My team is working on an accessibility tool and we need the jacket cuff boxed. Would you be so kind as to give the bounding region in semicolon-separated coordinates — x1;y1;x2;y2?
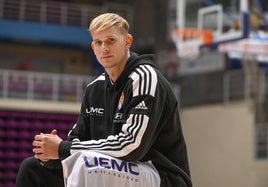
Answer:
59;140;72;160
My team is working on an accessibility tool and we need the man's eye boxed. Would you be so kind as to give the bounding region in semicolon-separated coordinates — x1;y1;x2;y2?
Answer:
107;38;115;44
95;41;102;46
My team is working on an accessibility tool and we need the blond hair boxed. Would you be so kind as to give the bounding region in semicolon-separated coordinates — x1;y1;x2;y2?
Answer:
89;13;129;35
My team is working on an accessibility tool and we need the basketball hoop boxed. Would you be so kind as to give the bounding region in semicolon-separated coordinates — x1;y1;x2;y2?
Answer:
171;28;213;59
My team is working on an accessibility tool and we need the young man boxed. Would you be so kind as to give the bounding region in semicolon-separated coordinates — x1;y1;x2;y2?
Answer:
16;13;192;187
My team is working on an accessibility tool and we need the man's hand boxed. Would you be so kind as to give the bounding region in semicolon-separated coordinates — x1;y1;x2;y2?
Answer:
32;129;62;161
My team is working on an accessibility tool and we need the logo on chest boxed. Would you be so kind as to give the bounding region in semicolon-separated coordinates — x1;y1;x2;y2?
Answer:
114;92;125;123
113;112;125;123
117;92;124;110
86;107;104;116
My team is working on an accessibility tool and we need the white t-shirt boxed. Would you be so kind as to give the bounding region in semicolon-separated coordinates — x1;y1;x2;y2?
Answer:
62;151;160;187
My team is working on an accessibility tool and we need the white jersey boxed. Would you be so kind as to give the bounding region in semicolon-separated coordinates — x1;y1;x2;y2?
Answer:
62;151;160;187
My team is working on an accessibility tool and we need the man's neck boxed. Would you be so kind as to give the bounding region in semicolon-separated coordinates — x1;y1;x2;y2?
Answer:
106;52;130;82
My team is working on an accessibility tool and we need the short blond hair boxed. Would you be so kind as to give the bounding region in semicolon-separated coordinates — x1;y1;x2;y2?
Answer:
89;13;129;35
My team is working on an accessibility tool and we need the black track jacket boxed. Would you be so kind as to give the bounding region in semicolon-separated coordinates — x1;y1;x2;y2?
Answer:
59;53;192;187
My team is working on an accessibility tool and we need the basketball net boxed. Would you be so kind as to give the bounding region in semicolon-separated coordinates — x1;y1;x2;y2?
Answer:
171;28;213;59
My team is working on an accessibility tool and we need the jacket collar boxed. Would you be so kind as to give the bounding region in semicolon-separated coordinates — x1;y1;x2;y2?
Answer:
105;52;157;89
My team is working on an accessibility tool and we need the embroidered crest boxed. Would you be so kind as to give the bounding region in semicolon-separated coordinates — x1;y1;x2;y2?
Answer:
117;92;124;110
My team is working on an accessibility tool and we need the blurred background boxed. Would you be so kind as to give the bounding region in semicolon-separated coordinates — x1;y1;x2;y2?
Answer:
0;0;268;186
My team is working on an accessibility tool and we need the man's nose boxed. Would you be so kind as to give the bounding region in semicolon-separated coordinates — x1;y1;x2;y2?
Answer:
101;43;109;52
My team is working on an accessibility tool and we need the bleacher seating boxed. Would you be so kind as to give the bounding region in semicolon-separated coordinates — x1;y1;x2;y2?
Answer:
0;109;78;186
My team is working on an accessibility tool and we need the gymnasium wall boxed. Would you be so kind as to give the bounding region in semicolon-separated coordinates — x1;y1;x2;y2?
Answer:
180;101;268;187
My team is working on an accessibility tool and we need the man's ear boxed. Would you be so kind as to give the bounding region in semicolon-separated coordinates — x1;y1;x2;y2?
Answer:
125;34;133;48
91;43;95;54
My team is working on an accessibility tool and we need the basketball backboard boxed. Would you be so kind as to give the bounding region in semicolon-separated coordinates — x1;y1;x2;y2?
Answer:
168;0;250;56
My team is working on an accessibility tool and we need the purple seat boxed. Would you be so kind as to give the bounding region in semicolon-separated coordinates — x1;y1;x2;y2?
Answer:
6;171;17;181
57;121;68;130
44;121;56;131
0;141;5;148
18;151;32;159
5;182;16;187
0;160;5;168
6;119;18;129
6;130;19;139
0;151;5;159
19;130;35;140
18;140;30;148
59;85;76;95
5;161;17;170
9;80;28;91
22;111;35;119
0;118;6;128
34;83;52;93
9;111;22;118
5;150;17;158
19;119;32;129
6;141;17;149
0;171;5;179
41;113;58;121
31;119;43;129
0;110;7;117
67;114;76;120
0;129;6;138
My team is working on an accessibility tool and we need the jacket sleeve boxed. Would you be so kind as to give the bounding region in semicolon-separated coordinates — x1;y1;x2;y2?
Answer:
70;65;174;161
58;90;91;160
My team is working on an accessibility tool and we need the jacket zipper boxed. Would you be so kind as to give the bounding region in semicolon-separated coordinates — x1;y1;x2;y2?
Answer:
106;86;114;133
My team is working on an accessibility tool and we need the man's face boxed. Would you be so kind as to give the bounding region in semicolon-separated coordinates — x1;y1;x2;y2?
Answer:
91;26;132;71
